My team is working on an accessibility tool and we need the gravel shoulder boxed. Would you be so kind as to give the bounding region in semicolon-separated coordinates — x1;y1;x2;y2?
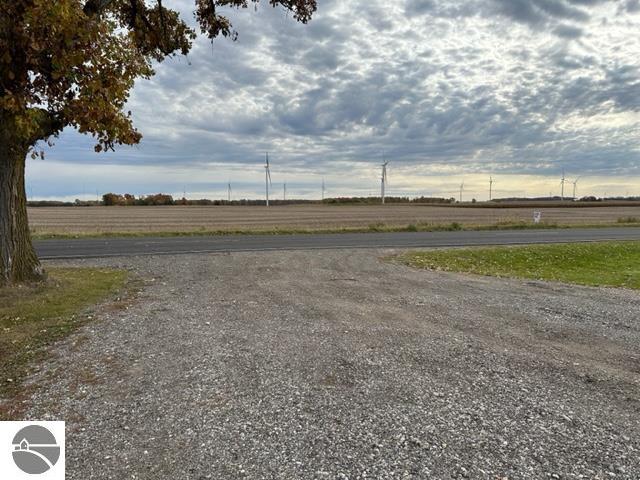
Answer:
14;249;640;479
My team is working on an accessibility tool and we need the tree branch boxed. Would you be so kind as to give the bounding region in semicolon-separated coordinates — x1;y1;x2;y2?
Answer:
83;0;118;16
29;109;64;144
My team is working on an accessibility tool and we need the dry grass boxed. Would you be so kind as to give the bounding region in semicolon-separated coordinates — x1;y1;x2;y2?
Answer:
0;268;129;418
28;204;640;237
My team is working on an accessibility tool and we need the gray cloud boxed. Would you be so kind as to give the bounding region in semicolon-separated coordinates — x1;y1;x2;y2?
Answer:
39;0;640;199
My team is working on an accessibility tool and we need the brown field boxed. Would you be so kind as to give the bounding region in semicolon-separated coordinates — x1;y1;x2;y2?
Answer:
27;204;640;236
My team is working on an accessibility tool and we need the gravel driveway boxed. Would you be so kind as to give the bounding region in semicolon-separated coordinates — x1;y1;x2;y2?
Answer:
16;250;640;479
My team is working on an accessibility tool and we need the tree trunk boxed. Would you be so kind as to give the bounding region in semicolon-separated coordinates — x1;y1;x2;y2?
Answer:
0;133;44;286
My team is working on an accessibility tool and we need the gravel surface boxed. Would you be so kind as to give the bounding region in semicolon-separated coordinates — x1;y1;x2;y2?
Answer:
12;250;640;479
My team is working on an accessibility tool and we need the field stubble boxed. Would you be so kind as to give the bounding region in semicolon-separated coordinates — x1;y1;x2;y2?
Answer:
28;204;640;236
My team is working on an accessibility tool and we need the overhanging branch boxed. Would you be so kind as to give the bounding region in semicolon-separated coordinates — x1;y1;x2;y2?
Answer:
83;0;118;16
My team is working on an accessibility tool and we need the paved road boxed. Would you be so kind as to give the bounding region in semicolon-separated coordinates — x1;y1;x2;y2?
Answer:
35;227;640;259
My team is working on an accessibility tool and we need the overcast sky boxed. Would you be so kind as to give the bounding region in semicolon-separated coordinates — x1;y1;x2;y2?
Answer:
27;0;640;201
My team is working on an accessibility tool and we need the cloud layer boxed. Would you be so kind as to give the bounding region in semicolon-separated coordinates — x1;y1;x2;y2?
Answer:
31;0;640;199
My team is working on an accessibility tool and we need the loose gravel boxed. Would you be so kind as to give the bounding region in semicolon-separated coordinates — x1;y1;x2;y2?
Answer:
11;249;640;479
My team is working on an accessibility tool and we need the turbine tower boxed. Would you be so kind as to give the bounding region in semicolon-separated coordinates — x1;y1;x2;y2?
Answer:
321;178;326;201
572;177;580;200
283;181;287;201
381;161;389;204
459;181;464;203
489;176;494;201
265;152;272;207
560;169;566;201
227;182;232;203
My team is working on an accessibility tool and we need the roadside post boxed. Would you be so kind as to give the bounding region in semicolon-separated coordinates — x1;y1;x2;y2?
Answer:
533;211;542;224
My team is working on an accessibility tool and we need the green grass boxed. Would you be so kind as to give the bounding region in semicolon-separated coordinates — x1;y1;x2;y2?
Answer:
397;241;640;289
0;267;128;416
29;220;640;240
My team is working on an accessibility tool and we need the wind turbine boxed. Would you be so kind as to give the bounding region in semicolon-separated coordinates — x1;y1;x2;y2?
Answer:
283;181;287;201
227;182;232;203
321;178;326;201
265;152;272;207
489;176;494;201
572;177;580;200
381;161;389;204
459;181;464;203
560;169;566;201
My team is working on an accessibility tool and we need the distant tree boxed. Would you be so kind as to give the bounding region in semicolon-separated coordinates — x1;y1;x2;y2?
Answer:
144;193;174;205
0;0;316;285
102;193;124;206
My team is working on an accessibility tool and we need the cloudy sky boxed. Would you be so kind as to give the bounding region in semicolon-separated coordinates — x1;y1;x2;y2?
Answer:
27;0;640;201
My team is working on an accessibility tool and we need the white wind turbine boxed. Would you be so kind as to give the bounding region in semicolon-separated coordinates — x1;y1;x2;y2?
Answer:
321;178;326;201
227;181;232;203
459;181;464;203
489;176;494;201
572;177;581;200
560;169;566;201
265;152;272;207
381;161;389;204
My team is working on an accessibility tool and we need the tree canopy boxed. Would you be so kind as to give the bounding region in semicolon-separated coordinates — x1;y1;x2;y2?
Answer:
0;0;316;153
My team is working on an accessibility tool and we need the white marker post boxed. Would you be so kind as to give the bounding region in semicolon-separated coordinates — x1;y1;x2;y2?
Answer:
533;211;542;224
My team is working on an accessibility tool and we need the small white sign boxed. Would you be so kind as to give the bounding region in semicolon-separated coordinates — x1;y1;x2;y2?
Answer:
533;211;542;224
0;421;65;479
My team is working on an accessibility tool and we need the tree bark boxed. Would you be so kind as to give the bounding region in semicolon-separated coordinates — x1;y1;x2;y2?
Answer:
0;124;44;286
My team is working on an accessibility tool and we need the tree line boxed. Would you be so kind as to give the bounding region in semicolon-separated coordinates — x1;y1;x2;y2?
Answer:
26;194;457;207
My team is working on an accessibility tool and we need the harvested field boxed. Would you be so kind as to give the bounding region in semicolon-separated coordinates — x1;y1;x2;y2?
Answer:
28;204;640;236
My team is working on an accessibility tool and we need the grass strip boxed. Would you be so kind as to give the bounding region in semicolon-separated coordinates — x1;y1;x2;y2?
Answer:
397;241;640;289
30;220;640;240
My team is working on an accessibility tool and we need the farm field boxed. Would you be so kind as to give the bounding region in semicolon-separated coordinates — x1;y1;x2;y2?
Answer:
28;204;640;236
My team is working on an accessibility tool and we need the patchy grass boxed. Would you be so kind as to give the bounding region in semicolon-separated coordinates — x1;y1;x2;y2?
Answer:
0;268;128;416
29;220;640;240
397;241;640;289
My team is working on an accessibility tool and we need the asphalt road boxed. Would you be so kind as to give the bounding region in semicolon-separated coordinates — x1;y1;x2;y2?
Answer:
35;227;640;259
